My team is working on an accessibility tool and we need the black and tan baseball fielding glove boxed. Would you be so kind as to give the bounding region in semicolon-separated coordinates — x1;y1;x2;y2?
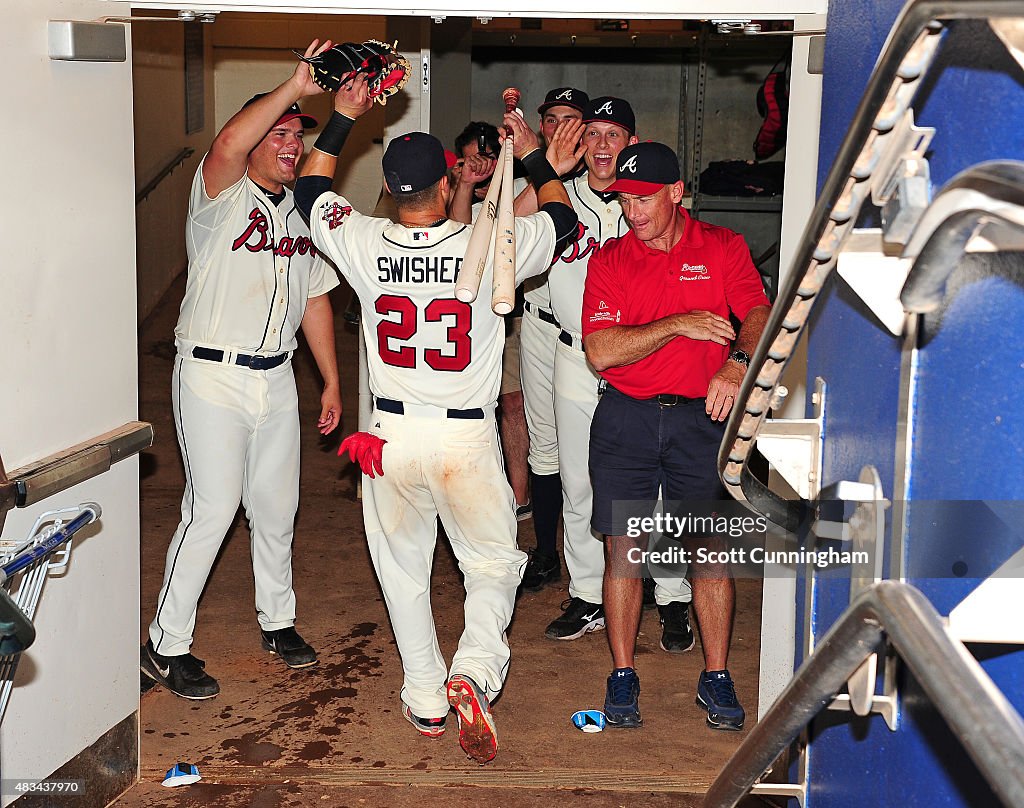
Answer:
294;40;410;105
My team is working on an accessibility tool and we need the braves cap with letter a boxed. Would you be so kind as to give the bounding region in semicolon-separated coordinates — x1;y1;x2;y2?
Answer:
606;141;681;195
582;96;635;136
242;93;318;129
538;87;590;116
383;132;448;194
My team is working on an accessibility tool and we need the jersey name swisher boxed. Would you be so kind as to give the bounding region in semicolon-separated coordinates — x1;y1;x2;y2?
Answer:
231;208;318;257
377;255;463;284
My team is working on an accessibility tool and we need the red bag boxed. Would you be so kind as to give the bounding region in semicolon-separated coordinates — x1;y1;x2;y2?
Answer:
753;58;790;160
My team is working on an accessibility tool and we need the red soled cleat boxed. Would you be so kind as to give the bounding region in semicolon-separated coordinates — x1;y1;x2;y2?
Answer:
446;674;497;764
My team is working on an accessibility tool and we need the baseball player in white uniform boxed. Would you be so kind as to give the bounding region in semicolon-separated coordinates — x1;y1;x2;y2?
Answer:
295;81;578;764
517;87;589;592
141;41;342;701
518;97;695;648
448;122;532;518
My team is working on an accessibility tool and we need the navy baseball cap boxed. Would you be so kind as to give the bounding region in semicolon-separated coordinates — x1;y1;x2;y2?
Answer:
606;142;681;195
242;93;318;129
383;132;448;194
582;96;635;136
538;87;590;116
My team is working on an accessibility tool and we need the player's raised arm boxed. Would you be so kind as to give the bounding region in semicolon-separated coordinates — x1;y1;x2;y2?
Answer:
512;117;585;216
204;39;331;199
502;111;578;253
294;74;373;221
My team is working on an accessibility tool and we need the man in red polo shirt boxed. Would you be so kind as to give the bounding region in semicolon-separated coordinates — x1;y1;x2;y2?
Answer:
582;141;770;731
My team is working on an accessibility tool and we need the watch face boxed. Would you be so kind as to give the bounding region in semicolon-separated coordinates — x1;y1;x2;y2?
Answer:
731;350;750;365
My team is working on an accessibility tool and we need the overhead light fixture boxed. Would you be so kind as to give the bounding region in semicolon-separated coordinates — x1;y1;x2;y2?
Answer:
711;19;751;34
98;9;219;24
711;19;824;36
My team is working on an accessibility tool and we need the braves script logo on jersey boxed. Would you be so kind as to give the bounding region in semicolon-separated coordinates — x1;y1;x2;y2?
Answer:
321;201;353;231
678;262;709;281
232;208;317;256
559;221;599;265
620;155;639;174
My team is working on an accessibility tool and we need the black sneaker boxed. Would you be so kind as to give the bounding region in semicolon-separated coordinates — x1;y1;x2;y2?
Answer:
261;627;318;669
642;577;656;610
544;597;605;640
140;640;219;700
658;601;695;653
521;550;561;592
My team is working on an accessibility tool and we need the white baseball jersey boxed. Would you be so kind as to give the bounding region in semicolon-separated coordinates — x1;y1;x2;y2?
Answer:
176;158;338;355
547;173;629;337
151;161;338;657
309;192;556;409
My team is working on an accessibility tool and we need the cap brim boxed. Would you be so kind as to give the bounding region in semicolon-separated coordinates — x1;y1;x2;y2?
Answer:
538;101;585;115
580;117;634;135
605;178;667;195
276;112;319;129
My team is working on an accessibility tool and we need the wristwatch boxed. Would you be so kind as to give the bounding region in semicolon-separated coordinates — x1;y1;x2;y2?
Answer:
728;349;751;367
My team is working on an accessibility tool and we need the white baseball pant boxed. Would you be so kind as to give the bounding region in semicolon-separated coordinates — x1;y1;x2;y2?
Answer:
554;340;693;605
520;309;561;476
362;404;526;720
150;355;301;657
553;339;605;604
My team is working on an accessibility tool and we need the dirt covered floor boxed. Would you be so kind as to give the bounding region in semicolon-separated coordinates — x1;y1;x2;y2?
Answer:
116;278;766;807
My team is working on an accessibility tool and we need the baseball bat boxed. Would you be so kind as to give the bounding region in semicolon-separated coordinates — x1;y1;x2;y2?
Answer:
454;141;506;304
491;87;521;316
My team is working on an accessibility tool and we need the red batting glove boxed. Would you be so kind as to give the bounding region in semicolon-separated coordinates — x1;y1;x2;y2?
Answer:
338;432;387;478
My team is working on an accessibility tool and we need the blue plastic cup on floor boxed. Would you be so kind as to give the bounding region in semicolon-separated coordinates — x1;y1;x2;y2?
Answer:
571;709;607;733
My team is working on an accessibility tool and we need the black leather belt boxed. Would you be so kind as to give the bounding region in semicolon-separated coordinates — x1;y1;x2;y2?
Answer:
606;385;697;407
376;398;484;420
558;330;585;351
654;394;685;406
649;393;700;406
192;346;288;370
524;301;560;329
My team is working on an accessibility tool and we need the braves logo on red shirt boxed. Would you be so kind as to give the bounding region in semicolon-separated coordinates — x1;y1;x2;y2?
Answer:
231;208;317;257
558;221;599;265
678;262;710;281
321;201;353;231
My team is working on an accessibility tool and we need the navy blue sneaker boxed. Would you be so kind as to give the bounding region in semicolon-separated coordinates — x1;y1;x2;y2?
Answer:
696;669;745;730
604;668;642;728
